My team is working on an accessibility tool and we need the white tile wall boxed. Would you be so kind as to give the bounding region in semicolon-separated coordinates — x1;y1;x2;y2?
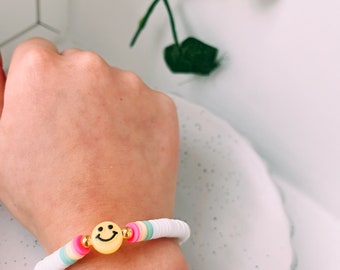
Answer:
0;0;36;45
0;0;69;70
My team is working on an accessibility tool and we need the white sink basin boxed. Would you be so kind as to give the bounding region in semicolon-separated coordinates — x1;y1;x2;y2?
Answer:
173;94;293;269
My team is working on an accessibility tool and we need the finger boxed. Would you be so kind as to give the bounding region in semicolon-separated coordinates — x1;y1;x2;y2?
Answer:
0;52;6;117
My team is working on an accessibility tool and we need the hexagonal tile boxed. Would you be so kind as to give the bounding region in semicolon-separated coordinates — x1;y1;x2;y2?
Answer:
0;0;69;70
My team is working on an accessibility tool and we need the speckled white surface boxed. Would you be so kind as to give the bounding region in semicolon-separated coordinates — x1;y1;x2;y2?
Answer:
172;94;293;269
0;205;44;269
0;94;293;269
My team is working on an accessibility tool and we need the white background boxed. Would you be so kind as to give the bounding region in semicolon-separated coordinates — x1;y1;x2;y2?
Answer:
1;0;340;269
63;0;340;217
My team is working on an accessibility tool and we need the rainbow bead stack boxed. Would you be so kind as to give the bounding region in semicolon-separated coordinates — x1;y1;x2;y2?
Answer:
35;235;91;270
34;218;190;270
126;218;190;244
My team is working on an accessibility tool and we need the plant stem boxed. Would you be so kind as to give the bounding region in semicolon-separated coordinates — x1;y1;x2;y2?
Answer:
130;0;161;47
162;0;180;48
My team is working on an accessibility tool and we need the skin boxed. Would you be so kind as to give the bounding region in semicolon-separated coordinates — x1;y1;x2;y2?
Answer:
0;38;188;269
0;53;4;115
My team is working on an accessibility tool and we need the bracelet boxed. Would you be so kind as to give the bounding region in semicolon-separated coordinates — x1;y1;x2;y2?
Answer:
34;218;190;270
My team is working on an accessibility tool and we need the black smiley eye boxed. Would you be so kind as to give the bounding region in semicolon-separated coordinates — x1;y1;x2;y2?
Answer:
98;226;103;232
108;225;113;230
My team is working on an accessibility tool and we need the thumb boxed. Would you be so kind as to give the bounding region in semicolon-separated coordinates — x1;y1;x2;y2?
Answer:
0;52;6;117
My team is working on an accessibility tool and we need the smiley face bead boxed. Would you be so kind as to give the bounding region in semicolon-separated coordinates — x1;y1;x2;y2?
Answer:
91;221;123;254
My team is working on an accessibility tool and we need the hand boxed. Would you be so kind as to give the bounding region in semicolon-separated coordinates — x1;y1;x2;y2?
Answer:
0;39;187;269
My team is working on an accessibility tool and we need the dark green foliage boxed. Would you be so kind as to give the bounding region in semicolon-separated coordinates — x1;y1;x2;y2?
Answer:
164;37;219;75
130;0;220;76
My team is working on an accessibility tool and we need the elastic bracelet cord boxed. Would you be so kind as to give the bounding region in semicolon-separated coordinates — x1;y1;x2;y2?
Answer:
34;218;190;270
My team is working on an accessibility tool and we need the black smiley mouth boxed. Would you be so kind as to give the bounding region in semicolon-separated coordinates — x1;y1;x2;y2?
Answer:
96;231;118;242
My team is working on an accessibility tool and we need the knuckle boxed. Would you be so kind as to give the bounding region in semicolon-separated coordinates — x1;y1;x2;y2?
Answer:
26;49;51;68
15;47;53;72
117;71;145;96
157;92;177;113
76;51;106;72
12;38;55;70
121;71;143;89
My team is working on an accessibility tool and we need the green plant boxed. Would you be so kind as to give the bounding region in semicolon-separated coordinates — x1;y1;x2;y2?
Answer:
130;0;219;76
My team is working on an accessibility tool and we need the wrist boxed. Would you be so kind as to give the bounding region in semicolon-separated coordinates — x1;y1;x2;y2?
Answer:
32;161;182;269
68;238;189;270
35;213;190;270
36;218;190;270
33;175;177;254
36;204;176;254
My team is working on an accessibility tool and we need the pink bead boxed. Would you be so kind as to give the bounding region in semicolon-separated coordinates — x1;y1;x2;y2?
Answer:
136;221;147;241
126;222;140;243
73;235;91;256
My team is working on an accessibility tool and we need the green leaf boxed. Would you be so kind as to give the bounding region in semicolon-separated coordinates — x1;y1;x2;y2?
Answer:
164;37;219;75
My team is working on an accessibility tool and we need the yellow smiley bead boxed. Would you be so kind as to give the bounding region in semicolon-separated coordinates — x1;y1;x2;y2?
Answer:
91;221;123;254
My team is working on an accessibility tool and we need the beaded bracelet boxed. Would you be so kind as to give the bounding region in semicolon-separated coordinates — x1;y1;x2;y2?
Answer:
34;218;190;270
